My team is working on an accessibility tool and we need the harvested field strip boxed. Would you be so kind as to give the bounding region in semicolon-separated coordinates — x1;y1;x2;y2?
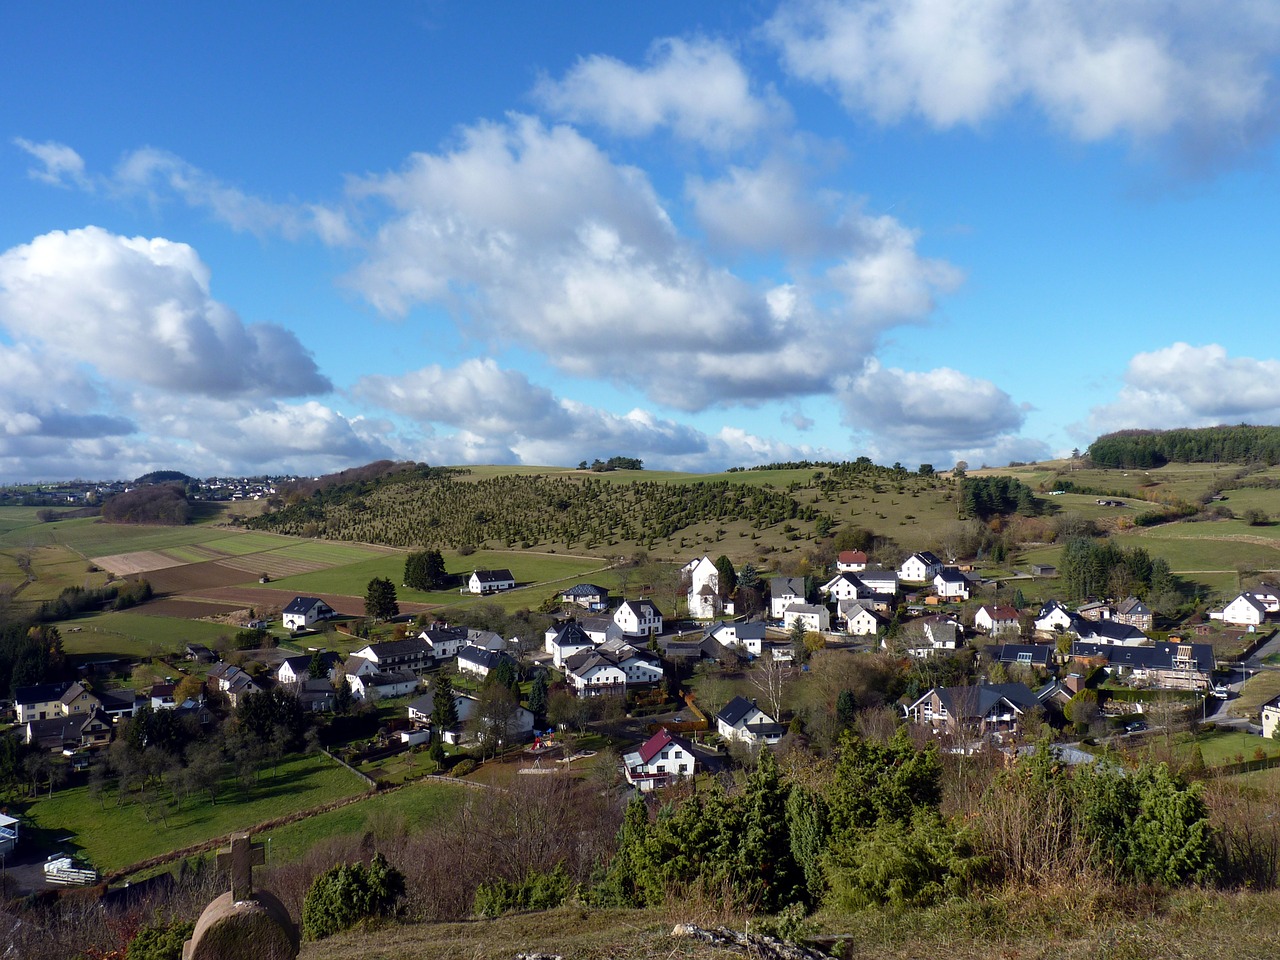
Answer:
207;531;298;555
159;543;232;563
95;549;188;576
271;540;394;563
144;559;258;593
216;552;332;578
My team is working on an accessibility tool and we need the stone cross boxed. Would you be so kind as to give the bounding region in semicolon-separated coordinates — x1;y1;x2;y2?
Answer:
216;832;266;902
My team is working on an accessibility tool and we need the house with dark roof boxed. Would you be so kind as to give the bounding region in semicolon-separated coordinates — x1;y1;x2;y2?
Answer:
933;567;971;600
468;569;516;595
559;583;610;611
405;690;534;745
457;644;516;680
24;708;114;752
419;624;469;661
207;662;263;707
989;643;1055;669
564;643;662;694
1075;619;1148;646
837;600;883;637
277;651;342;686
821;571;868;603
1217;592;1268;628
899;551;944;583
905;682;1041;738
15;680;75;722
1114;596;1154;631
352;637;433;675
703;620;766;657
623;729;696;792
545;619;596;667
716;695;784;745
768;577;806;619
614;599;663;638
1034;600;1077;635
1071;641;1214;691
282;596;335;631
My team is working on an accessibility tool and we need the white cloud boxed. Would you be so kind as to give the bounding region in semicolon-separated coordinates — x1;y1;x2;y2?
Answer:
838;359;1043;465
355;357;823;471
349;116;958;410
0;227;331;398
534;37;785;148
14;137;92;189
1088;343;1280;434
12;139;353;243
766;0;1280;162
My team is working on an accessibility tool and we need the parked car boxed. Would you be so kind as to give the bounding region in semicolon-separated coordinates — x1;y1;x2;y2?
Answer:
1212;685;1230;700
1125;720;1147;733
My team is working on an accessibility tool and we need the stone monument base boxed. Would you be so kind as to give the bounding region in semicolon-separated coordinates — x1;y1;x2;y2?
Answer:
183;890;300;960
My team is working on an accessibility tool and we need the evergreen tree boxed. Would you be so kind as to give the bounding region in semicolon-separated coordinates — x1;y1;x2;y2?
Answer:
364;577;399;620
738;747;801;912
714;555;738;598
835;689;857;730
431;673;459;733
526;671;549;717
786;786;830;905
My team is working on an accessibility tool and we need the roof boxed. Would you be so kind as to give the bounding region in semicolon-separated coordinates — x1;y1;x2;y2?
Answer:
935;567;968;584
549;620;593;646
1231;593;1268;612
770;576;805;596
1116;596;1151;616
280;651;341;672
457;645;513;671
283;596;327;614
914;682;1040;720
718;695;773;727
562;583;609;597
978;604;1020;621
913;551;943;565
1071;640;1215;672
59;682;92;705
990;643;1054;666
617;598;662;618
704;620;767;641
363;638;431;659
472;568;515;583
1077;620;1148;643
14;680;73;705
838;550;868;563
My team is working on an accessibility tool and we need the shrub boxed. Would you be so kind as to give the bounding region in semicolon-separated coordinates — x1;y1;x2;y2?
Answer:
127;920;195;960
473;863;575;917
301;853;405;940
450;758;478;777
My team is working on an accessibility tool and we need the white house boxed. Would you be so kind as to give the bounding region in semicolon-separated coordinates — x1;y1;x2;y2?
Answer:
1218;593;1268;627
899;551;944;583
406;691;535;745
682;555;722;619
468;569;516;595
716;695;784;745
933;568;971;600
703;620;766;657
623;729;696;792
420;625;469;662
562;650;627;695
838;600;881;637
353;638;433;675
856;569;899;598
347;669;418;702
276;652;340;686
14;681;74;723
580;615;624;645
783;603;830;634
769;577;806;619
545;620;596;667
1263;695;1280;740
1034;600;1076;635
282;596;334;631
836;550;868;572
456;645;515;680
614;599;663;638
974;604;1021;638
821;572;866;603
1249;583;1280;613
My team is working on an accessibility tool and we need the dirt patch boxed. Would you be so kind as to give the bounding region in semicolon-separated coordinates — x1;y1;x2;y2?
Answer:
145;560;257;594
95;550;186;576
136;597;248;619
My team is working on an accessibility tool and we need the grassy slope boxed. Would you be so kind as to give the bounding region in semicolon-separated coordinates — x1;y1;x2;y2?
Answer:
21;752;366;872
300;889;1280;960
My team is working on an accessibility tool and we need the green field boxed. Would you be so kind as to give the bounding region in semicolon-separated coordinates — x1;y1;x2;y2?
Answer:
263;777;466;863
22;752;368;873
56;610;239;660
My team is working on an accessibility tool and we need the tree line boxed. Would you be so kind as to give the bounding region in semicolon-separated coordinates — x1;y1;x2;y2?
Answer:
1089;426;1280;469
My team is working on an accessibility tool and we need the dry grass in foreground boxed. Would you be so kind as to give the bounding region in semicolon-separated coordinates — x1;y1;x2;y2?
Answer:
300;886;1280;960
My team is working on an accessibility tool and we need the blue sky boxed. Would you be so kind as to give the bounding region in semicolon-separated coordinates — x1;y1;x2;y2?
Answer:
3;1;1280;482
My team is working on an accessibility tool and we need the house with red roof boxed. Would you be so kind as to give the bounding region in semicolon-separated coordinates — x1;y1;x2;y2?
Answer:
622;728;696;792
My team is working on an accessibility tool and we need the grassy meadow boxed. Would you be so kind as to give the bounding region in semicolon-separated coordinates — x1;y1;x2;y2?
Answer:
21;752;368;873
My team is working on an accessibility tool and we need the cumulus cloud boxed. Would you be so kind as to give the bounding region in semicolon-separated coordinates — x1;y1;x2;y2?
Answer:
534;37;785;148
1089;343;1280;434
765;0;1280;165
0;227;331;398
355;357;823;471
12;139;353;243
348;116;958;409
838;359;1043;465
